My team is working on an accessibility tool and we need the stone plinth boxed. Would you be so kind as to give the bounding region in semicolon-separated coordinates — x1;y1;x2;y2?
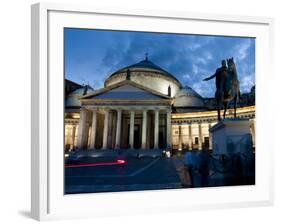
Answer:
210;118;252;155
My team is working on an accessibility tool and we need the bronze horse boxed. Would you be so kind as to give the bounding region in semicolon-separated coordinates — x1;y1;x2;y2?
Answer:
217;58;241;120
203;58;241;121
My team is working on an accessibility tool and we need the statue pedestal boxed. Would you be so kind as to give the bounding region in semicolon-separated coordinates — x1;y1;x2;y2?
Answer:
210;118;252;155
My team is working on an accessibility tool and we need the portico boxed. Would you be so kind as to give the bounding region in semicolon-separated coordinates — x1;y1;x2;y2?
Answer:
76;80;173;150
77;107;172;150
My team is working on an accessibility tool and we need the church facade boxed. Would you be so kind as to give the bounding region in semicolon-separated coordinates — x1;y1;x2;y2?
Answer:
65;57;255;152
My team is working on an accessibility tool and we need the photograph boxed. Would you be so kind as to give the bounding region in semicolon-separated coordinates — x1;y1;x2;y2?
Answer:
63;28;256;194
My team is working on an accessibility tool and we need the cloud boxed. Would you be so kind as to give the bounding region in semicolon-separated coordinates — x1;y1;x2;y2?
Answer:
240;74;255;93
235;39;252;62
65;29;255;97
191;81;215;97
204;51;213;60
182;73;192;81
188;43;203;51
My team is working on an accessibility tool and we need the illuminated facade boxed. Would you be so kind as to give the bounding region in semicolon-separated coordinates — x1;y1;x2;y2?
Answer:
64;58;255;152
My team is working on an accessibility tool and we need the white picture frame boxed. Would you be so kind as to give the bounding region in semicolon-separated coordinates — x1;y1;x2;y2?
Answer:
31;2;274;221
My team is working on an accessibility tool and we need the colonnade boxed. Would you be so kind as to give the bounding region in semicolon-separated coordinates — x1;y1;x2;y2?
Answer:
177;122;213;150
77;108;172;150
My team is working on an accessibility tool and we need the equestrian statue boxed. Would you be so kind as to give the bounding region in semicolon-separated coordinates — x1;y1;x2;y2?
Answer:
203;57;241;121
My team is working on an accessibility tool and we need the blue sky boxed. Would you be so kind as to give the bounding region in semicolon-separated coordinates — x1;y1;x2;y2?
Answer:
65;28;255;97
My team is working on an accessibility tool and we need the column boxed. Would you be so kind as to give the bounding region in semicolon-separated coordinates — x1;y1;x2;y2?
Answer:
115;109;122;149
178;125;182;151
129;110;135;149
188;123;192;150
77;109;88;149
208;123;213;150
198;123;202;150
111;112;117;148
147;112;152;149
154;110;159;149
71;125;76;150
251;120;256;148
102;110;109;149
166;111;172;149
107;111;113;148
141;110;147;149
89;110;97;149
73;125;78;149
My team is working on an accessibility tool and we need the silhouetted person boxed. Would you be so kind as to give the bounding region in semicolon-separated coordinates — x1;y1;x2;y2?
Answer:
198;150;209;187
184;151;197;187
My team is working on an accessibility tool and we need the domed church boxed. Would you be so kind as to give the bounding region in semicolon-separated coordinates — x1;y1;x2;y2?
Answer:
65;56;255;152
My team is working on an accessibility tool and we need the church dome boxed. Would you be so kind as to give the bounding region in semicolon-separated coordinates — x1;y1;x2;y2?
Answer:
104;56;182;97
65;85;94;107
173;86;205;108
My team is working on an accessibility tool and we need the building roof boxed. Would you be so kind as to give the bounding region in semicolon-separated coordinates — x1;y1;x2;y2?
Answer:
107;57;181;85
81;80;172;100
65;78;83;95
175;86;203;99
173;86;205;108
65;85;94;107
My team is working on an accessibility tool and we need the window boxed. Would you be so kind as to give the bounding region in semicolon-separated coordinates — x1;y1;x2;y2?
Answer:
204;137;209;148
195;137;199;145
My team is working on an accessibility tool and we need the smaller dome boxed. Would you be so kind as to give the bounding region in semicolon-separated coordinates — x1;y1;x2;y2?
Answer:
173;86;204;108
175;86;202;98
65;85;94;107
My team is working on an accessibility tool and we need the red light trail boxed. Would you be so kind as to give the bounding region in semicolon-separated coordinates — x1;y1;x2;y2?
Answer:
65;159;126;168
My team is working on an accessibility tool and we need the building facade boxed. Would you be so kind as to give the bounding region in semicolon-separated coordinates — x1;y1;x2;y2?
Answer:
65;57;255;152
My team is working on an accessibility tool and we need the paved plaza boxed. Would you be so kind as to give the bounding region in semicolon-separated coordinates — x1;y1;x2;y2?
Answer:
65;156;182;194
65;150;255;194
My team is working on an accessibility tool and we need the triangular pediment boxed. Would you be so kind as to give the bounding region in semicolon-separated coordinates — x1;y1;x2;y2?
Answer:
81;80;170;101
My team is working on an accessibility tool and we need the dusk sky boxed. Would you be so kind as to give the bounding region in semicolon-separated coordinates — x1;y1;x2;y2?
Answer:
65;28;255;97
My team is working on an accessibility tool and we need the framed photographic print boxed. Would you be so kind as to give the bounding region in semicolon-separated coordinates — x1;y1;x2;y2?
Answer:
31;2;274;221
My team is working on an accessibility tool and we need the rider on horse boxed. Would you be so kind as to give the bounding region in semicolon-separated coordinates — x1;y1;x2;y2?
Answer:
203;60;228;99
203;58;240;121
